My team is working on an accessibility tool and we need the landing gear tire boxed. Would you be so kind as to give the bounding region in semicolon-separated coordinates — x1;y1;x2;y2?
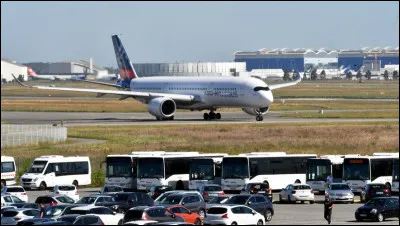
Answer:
216;113;221;120
209;112;216;120
203;113;210;120
256;115;263;121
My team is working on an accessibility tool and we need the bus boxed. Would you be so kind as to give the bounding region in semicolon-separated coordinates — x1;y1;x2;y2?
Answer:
1;156;17;188
136;152;203;191
221;152;317;192
20;155;91;190
188;153;228;190
392;158;399;193
306;154;359;193
105;151;166;189
343;153;399;193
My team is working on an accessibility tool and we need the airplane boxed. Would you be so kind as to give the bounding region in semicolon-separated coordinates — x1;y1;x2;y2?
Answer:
13;35;302;122
27;67;57;81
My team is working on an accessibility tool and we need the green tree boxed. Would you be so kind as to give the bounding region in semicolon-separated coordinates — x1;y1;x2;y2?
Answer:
17;74;24;82
346;71;353;80
392;70;398;80
283;70;290;81
383;70;389;80
366;70;372;80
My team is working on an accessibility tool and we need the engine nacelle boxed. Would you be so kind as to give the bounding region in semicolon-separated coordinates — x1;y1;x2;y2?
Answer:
242;107;270;116
148;97;176;119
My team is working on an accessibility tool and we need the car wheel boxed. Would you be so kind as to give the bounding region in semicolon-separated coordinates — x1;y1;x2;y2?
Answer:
356;217;362;222
264;209;272;222
117;208;125;214
39;182;47;191
198;209;206;219
118;220;123;225
310;200;314;204
376;213;384;222
194;219;201;225
257;219;264;225
231;222;237;225
288;195;292;204
279;194;283;203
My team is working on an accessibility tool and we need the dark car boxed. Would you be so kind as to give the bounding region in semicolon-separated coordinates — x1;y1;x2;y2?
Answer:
123;206;185;224
95;192;154;214
42;204;80;219
355;197;399;222
35;195;75;208
198;185;225;202
241;182;273;202
224;194;274;222
56;214;81;224
148;185;173;200
157;192;206;219
16;218;55;226
361;183;391;202
73;215;104;225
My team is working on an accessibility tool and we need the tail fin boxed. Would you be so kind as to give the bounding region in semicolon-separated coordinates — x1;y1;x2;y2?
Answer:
27;67;37;76
112;35;138;81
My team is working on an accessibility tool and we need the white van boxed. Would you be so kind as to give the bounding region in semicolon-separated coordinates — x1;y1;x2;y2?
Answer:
1;156;17;188
20;155;91;190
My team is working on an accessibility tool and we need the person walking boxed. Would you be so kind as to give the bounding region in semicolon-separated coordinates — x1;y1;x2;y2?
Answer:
324;194;333;224
39;203;45;218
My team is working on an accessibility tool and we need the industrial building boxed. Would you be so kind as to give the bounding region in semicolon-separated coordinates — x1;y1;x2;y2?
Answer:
1;58;28;82
132;62;246;77
234;47;399;73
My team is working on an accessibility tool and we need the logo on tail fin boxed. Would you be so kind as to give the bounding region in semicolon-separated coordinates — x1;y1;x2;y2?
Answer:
112;35;138;80
27;67;37;76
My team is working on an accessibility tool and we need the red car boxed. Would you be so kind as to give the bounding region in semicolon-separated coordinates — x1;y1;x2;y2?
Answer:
167;205;203;225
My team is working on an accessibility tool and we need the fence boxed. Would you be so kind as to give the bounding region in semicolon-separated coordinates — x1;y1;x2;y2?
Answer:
1;124;67;149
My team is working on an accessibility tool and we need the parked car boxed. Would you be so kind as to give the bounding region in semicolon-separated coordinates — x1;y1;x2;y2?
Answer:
123;206;185;224
155;191;202;205
97;192;154;214
1;206;17;217
151;223;195;225
361;183;391;202
72;215;105;225
76;194;114;206
1;194;26;207
355;197;399;222
2;186;28;202
53;185;79;202
15;218;55;226
56;214;81;224
42;204;80;219
224;194;274;222
206;196;230;210
325;183;354;204
18;203;41;210
35;221;70;225
199;185;225;202
279;184;315;204
167;205;203;225
148;185;173;200
204;205;265;225
123;220;158;225
68;206;124;225
241;182;272;202
99;185;124;194
35;195;75;208
1;208;40;225
157;192;207;219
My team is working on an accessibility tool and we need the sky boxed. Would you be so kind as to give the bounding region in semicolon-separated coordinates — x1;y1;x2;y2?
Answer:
1;1;399;67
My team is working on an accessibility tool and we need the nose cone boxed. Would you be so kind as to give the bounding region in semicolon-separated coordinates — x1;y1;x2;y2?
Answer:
260;91;274;105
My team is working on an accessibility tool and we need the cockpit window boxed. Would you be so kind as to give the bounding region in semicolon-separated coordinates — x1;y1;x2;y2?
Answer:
254;86;270;91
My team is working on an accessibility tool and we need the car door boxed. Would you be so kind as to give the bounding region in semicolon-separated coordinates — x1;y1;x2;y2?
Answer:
182;196;194;212
230;207;243;225
242;206;258;225
179;207;195;223
384;199;396;218
247;196;259;213
256;196;268;215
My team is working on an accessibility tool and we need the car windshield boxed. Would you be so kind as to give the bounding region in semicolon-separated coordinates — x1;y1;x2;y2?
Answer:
155;186;173;192
294;185;311;190
56;196;75;204
207;207;227;214
365;199;386;207
226;196;248;205
209;197;229;204
43;206;65;217
5;187;25;193
204;186;222;192
58;186;75;191
77;197;97;204
159;195;183;205
112;194;130;202
330;184;350;190
27;161;48;174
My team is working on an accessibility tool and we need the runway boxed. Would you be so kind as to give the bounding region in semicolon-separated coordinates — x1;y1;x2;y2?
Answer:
1;111;398;126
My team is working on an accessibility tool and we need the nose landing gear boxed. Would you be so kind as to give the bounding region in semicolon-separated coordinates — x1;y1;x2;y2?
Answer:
256;115;264;121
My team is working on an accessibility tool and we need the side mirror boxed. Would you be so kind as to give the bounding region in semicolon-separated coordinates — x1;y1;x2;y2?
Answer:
171;214;176;218
188;210;192;214
252;211;256;215
247;201;252;205
181;202;185;206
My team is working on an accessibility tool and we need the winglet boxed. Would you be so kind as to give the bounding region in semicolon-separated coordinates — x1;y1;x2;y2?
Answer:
11;74;31;88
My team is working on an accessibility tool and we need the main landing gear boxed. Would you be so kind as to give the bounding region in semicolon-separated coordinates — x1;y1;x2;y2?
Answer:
203;111;221;120
256;115;264;121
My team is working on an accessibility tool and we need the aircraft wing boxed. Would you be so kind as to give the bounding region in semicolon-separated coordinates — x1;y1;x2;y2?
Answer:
71;79;123;89
268;72;301;90
12;74;195;103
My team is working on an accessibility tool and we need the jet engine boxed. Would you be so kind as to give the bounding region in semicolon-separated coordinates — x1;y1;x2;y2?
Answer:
242;107;270;116
148;97;176;119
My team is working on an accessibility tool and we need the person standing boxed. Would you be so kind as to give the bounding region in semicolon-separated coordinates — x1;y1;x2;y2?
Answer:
324;194;333;224
39;204;45;218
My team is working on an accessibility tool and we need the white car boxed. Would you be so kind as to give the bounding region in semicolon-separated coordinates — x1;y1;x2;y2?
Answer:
123;220;159;225
53;185;79;202
279;183;315;204
76;194;114;206
1;186;28;202
100;185;124;194
326;183;354;203
1;208;40;225
1;195;25;207
204;205;265;225
69;206;124;225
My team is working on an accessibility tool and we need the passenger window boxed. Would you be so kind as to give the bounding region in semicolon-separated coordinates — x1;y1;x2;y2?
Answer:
90;208;103;214
256;196;266;203
102;208;113;215
231;207;241;214
183;197;191;204
85;217;99;225
4;196;12;202
248;197;256;204
179;207;190;214
190;196;198;203
96;197;104;203
74;218;84;225
385;200;395;208
242;207;253;214
170;208;180;214
11;196;22;203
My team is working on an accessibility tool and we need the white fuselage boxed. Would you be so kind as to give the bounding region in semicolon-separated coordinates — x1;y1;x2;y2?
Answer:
129;76;274;110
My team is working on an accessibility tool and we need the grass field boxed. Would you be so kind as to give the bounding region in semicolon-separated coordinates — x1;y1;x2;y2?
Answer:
1;98;398;113
280;111;399;119
1;80;399;98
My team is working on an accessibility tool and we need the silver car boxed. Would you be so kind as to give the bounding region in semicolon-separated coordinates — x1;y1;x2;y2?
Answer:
1;208;40;225
326;183;354;203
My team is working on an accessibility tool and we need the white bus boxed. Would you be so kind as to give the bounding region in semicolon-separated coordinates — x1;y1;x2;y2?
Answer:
221;152;317;192
136;152;202;191
188;153;228;190
1;156;17;188
105;151;166;189
20;155;91;190
392;158;399;193
343;153;399;193
306;154;359;193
